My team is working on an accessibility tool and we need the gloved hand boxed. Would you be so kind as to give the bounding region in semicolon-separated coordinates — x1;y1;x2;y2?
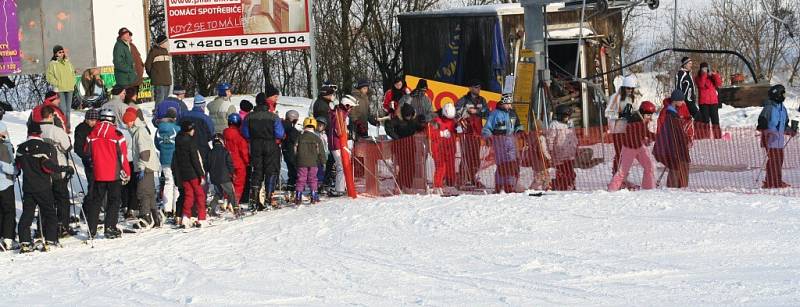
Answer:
137;171;145;181
120;170;130;185
60;165;74;176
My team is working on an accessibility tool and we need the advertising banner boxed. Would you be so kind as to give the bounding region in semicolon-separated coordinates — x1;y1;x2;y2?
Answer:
405;75;502;111
165;0;310;54
0;0;21;75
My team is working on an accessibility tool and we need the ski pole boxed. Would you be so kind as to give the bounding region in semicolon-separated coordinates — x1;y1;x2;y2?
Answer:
753;132;796;184
67;153;86;194
369;138;403;195
78;201;94;248
655;167;667;188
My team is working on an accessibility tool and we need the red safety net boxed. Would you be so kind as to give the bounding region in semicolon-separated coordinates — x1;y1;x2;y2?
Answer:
349;123;800;198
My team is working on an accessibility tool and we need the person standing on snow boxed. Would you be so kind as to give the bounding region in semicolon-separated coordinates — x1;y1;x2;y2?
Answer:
101;85;131;128
455;79;490;188
547;104;579;191
482;95;523;194
39;106;77;238
155;108;181;219
349;79;372;140
246;85;285;210
123;107;161;227
45;45;76;127
0;121;17;251
85;109;130;239
757;85;796;189
695;62;723;139
28;91;69;134
173;121;208;228
383;77;411;118
605;75;640;178
608;101;657;192
387;103;424;192
153;86;188;126
208;83;238;134
113;28;141;89
327;95;359;196
314;117;330;194
207;135;238;216
675;56;698;120
181;95;214;167
430;103;458;194
311;85;336;125
223;113;249;207
282;110;301;191
74;109;100;186
294;117;327;204
144;35;172;106
653;90;691;188
15;123;73;252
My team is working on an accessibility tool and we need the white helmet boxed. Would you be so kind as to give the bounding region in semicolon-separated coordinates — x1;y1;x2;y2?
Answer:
622;75;638;88
340;95;359;107
442;103;456;119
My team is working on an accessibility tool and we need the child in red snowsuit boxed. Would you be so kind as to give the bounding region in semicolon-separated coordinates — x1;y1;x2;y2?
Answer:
223;113;249;203
430;103;458;192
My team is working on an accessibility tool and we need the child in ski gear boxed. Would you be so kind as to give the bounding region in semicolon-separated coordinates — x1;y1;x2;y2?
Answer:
757;84;796;189
482;95;523;193
124;107;161;227
695;62;723;139
207;83;237;134
653;90;691;188
39;106;77;237
388;103;424;191
430;103;458;193
605;76;640;176
328;95;357;196
182;95;214;166
315;116;330;192
223;113;249;205
455;80;489;187
522;120;551;190
16;123;73;251
208;135;238;215
608;101;657;192
155;108;181;217
0;123;16;250
246;88;285;210
85;109;131;239
282;110;301;190
239;99;253;120
174;120;208;227
295;117;327;204
547;104;579;191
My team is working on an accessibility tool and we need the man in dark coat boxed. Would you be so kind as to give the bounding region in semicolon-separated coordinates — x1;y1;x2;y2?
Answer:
247;86;285;210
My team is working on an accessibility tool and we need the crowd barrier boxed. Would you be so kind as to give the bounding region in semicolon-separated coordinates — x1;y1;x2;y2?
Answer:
349;124;800;198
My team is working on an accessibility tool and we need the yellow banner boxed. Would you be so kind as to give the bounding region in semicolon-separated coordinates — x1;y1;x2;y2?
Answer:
405;75;502;111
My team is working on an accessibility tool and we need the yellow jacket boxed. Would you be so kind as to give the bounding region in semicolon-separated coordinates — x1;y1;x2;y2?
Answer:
46;59;75;92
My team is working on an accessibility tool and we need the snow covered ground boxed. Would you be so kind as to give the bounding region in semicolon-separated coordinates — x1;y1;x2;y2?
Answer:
2;190;800;305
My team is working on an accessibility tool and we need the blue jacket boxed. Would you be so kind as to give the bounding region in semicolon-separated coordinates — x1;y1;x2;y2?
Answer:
183;107;214;138
482;108;522;137
758;99;789;149
154;121;181;166
152;96;188;126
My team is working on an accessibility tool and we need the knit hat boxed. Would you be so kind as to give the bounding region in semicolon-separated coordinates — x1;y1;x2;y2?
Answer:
670;89;685;102
240;100;253;112
156;35;168;45
111;84;126;95
320;85;335;97
172;85;186;95
255;93;267;106
193;95;205;105
165;107;178;119
356;79;370;89
122;107;138;124
264;83;279;98
85;108;101;121
681;56;692;67
416;79;429;90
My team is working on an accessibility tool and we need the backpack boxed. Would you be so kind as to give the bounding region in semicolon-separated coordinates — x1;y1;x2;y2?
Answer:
157;125;178;146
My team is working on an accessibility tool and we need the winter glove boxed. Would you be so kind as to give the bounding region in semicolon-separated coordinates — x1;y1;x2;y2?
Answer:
120;171;130;185
440;130;451;139
137;171;145;181
61;166;74;180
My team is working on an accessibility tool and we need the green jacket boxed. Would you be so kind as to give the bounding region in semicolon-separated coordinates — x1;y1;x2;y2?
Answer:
295;130;326;168
45;59;75;92
113;38;136;87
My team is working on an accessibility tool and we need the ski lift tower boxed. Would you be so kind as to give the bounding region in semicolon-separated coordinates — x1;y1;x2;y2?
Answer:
518;0;563;128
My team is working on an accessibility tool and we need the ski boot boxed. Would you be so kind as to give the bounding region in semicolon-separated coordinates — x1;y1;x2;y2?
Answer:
44;241;61;250
104;227;122;239
1;238;15;251
250;186;265;212
19;242;34;254
151;210;163;228
294;191;303;205
59;225;78;238
310;191;320;204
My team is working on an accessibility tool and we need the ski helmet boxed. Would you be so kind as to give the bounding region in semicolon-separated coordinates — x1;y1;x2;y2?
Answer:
768;84;786;102
340;95;359;107
315;116;328;127
303;117;318;129
499;94;513;105
227;113;242;126
217;83;232;97
285;110;300;122
98;108;116;122
442;103;456;119
639;100;657;114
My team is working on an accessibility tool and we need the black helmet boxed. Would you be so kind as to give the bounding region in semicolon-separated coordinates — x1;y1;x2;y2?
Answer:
315;116;328;127
99;109;116;122
180;120;195;132
768;84;786;102
554;104;573;117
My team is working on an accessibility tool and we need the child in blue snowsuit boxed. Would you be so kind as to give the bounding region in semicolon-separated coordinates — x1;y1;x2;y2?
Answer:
482;96;523;193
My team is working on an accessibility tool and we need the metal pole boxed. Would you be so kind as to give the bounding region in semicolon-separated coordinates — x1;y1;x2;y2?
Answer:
574;0;587;78
308;0;320;99
672;0;677;49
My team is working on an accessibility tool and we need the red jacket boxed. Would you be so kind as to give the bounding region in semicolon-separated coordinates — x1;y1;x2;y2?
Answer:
696;73;722;105
223;125;250;170
86;121;131;182
430;116;457;159
658;98;694;142
622;119;655;149
383;87;411;115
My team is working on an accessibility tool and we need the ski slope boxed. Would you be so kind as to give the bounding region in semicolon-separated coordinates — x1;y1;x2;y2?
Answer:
2;190;799;305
